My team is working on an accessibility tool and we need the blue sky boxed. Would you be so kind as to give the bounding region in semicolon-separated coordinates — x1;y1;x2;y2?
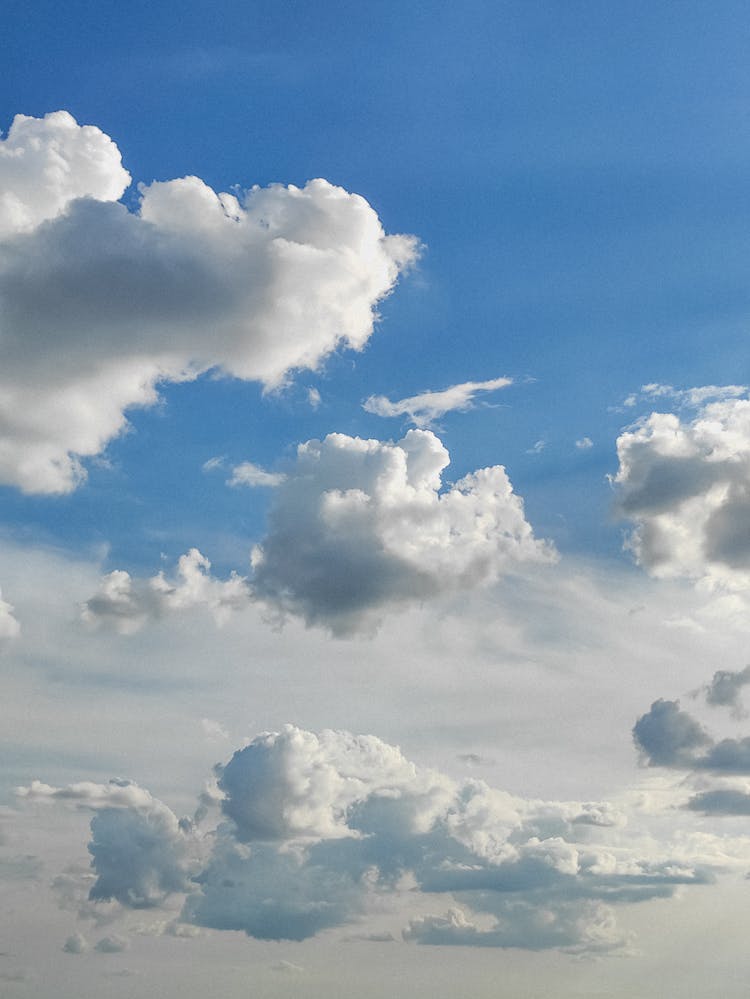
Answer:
5;3;750;996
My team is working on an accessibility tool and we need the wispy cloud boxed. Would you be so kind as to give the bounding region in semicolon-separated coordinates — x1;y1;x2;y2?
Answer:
363;376;512;427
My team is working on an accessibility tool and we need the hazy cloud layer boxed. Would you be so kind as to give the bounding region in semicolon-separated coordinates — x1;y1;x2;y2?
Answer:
24;725;718;954
363;377;512;427
613;393;750;589
251;429;555;633
0;111;418;494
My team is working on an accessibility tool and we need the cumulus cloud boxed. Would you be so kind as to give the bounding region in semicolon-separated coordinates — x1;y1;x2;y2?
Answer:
632;700;712;768
83;549;251;633
575;437;593;450
0;110;418;494
612;392;750;590
251;429;555;633
0;587;20;640
0;111;130;238
18;778;188;908
363;377;512;428
29;725;718;954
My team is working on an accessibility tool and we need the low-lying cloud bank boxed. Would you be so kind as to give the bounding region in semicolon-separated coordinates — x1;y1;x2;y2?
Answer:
84;429;555;635
0;110;418;494
20;724;723;955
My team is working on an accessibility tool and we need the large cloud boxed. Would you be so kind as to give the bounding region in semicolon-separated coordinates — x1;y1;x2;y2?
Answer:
0;111;418;494
23;726;717;954
251;429;555;633
613;392;750;589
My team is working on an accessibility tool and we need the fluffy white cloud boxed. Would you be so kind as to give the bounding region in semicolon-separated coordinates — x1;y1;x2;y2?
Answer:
0;111;130;238
0;587;20;640
613;394;750;589
363;377;512;427
0;111;418;494
83;549;251;633
251;429;555;633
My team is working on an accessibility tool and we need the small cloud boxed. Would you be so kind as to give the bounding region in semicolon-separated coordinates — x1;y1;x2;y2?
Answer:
63;933;89;954
526;440;546;455
202;455;226;473
95;934;130;954
575;437;593;450
364;376;512;427
307;387;321;409
227;462;286;488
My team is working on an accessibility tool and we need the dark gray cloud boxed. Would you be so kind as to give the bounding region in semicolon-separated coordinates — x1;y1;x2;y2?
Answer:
685;789;750;815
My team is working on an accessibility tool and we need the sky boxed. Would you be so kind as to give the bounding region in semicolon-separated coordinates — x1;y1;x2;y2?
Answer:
4;1;750;995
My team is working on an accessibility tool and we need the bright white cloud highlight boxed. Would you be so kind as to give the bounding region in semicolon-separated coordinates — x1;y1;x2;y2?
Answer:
363;376;512;427
251;429;555;633
0;111;130;239
613;393;750;589
0;110;419;494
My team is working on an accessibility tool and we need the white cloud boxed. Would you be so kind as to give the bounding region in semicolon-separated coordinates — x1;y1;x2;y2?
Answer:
613;394;750;590
251;429;555;633
363;377;512;427
227;461;286;488
0;111;130;239
575;436;593;450
0;586;20;639
0;110;419;494
83;548;251;633
29;724;721;954
18;777;188;909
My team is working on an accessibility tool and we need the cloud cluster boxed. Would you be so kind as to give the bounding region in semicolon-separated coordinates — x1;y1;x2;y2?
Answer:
613;392;750;590
25;725;716;954
633;678;750;816
83;549;250;633
363;377;512;427
0;110;418;494
251;429;555;633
